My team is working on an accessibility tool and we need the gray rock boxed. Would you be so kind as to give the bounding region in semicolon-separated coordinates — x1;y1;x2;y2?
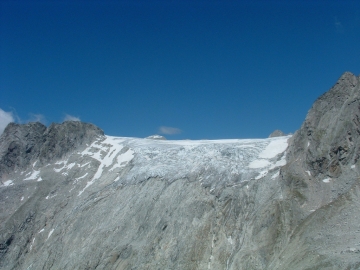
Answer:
38;121;104;163
1;72;360;269
269;129;285;137
0;122;46;177
0;121;104;179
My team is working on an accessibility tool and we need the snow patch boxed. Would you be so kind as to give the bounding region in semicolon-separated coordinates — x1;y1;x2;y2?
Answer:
248;159;271;169
30;237;35;250
66;163;76;170
351;164;356;169
255;171;268;180
47;229;54;240
3;180;14;186
75;173;88;181
24;170;40;181
306;171;311;176
258;138;288;159
54;166;64;172
271;171;280;179
80;162;91;168
322;178;331;183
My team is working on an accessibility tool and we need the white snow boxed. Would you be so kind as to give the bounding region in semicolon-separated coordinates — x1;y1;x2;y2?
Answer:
248;159;271;169
258;138;288;159
110;149;135;171
3;180;14;186
21;196;24;201
54;167;64;172
75;173;88;181
322;178;331;183
80;162;91;167
66;163;76;170
74;135;291;194
306;171;311;176
30;237;35;250
46;193;56;200
78;136;135;195
24;170;40;181
55;160;65;165
271;171;280;179
47;229;54;240
255;170;268;180
38;228;44;233
351;164;356;169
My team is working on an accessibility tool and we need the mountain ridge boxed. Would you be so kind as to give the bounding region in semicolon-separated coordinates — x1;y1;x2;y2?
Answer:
1;72;360;269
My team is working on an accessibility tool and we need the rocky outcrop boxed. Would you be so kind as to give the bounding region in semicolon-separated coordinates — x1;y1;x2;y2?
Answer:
38;121;104;163
0;121;104;179
275;72;360;269
0;122;46;178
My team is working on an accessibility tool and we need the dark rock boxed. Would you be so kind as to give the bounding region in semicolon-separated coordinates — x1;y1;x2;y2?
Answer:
39;121;104;163
0;122;46;177
0;121;104;178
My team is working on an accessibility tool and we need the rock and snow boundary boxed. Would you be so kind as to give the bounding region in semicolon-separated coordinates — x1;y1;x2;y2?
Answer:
2;135;291;194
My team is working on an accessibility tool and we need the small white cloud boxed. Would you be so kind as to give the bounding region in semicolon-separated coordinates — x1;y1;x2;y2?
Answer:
0;108;14;135
63;114;80;122
28;113;46;124
158;126;182;135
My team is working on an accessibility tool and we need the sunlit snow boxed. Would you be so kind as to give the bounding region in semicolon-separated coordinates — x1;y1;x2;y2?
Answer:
24;170;40;181
2;180;14;187
75;135;290;195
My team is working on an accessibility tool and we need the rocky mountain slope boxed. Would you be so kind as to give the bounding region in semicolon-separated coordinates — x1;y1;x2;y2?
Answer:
0;72;360;269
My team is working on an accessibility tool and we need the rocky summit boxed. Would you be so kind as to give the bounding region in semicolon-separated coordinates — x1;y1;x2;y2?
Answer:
1;72;360;269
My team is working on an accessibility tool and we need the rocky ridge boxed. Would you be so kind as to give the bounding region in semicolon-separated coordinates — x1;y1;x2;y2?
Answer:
0;72;360;269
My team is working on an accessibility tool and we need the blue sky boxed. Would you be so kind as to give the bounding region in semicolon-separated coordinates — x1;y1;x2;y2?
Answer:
1;0;360;139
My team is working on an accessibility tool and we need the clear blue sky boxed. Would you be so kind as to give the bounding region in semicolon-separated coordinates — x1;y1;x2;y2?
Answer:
1;0;360;139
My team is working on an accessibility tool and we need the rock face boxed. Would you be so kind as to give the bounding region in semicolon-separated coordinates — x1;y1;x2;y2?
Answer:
277;71;360;269
0;122;46;178
0;121;104;179
0;72;360;269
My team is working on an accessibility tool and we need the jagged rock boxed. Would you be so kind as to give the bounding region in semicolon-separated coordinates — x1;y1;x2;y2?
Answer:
0;122;46;177
277;72;360;268
0;121;104;179
1;72;360;269
269;129;285;137
38;121;104;163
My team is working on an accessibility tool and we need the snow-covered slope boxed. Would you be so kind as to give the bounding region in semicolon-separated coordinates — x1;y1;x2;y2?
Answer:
37;135;289;197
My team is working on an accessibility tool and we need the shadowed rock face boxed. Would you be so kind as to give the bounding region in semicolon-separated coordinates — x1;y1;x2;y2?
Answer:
0;122;46;177
0;73;360;270
0;121;104;178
